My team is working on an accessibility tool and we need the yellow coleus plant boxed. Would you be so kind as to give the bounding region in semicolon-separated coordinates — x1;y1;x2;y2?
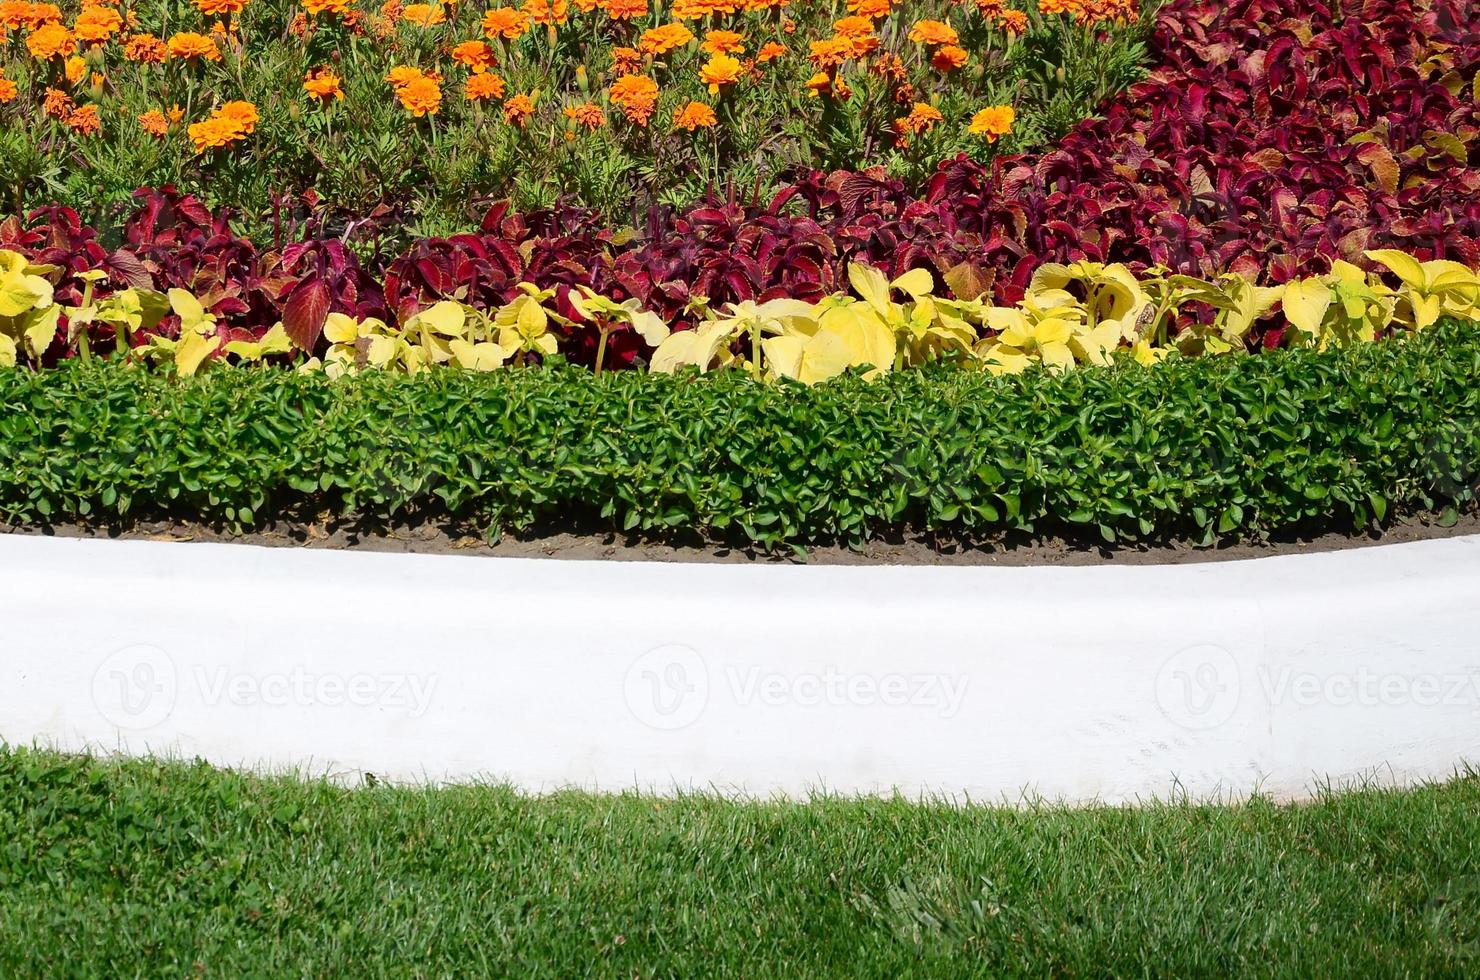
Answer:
1029;260;1153;342
849;263;980;367
136;289;222;377
1277;261;1396;350
321;312;425;378
651;298;816;375
1157;271;1281;356
65;271;171;359
763;293;896;384
570;285;668;375
495;284;568;359
1365;249;1480;331
0;249;62;367
225;324;295;363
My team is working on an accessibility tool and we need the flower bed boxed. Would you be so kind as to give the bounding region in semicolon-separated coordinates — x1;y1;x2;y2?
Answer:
1;0;1477;371
1;0;1478;545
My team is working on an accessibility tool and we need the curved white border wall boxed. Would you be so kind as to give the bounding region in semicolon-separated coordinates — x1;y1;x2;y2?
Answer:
3;533;1478;803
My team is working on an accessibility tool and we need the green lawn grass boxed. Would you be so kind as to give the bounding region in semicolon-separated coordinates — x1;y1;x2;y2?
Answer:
2;747;1478;977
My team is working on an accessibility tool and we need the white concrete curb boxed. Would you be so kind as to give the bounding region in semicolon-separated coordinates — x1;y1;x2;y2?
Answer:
3;532;1478;803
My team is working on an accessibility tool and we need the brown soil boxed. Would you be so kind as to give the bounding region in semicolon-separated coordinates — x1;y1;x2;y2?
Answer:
5;511;1479;566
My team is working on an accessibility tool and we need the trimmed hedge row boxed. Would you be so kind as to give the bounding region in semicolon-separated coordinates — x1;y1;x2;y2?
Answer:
2;322;1479;548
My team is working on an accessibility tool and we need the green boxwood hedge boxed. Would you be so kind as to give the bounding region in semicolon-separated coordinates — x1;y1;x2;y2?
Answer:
2;321;1478;548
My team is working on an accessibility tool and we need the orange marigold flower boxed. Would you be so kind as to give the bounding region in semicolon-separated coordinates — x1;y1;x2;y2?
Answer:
42;86;73;118
195;0;248;14
692;0;742;13
804;71;831;98
997;9;1027;32
63;54;85;84
386;64;440;88
387;65;420;86
608;73;658;125
301;0;352;14
167;31;220;61
610;45;641;74
502;91;534;124
755;41;785;63
698;53;741;94
451;39;496;72
66;102;100;135
845;0;890;17
395;75;441;115
897;101;942;135
26;22;75;59
968;104;1014;141
464;70;505;100
1038;0;1079;13
217;100;258;132
0;78;18;103
638;22;692;56
974;0;1005;14
480;6;528;38
6;1;62;29
123;32;166;62
562;101;604;129
672;99;715;130
907;19;957;46
870;51;905;81
138;107;169;136
401;2;446;25
167;103;184;123
522;0;567;25
73;5;122;43
188;111;252;152
930;44;967;70
700;29;743;55
598;0;646;19
304;66;343;101
832;15;872;37
808;36;852;72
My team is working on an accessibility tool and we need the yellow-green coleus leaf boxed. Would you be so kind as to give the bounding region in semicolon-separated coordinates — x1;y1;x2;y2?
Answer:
173;329;222;377
407;300;468;338
651;320;738;374
495;294;560;355
20;305;61;359
448;338;512;371
168;288;217;335
847;263;934;319
1281;278;1333;340
570;287;669;347
0;249;56;319
224;323;294;362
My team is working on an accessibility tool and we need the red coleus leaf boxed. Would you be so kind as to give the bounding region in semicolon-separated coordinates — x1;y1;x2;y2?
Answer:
282;278;331;352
